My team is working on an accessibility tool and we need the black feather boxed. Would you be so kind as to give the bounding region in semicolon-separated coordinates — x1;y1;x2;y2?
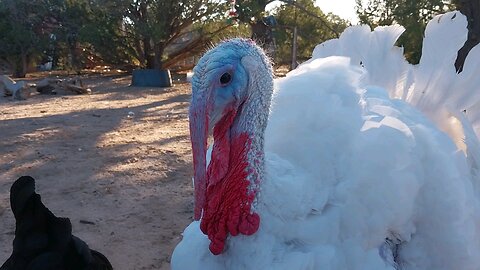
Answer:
1;176;113;270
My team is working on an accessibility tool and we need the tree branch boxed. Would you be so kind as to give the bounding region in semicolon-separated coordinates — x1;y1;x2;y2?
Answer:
163;24;233;69
278;0;339;37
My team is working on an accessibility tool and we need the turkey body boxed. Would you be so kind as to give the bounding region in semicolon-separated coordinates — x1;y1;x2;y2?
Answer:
172;11;480;270
173;56;480;270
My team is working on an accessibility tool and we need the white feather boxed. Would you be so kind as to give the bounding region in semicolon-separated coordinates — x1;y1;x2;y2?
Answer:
173;11;480;269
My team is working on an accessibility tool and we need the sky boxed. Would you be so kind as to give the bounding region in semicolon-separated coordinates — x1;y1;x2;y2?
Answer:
266;0;360;24
315;0;358;23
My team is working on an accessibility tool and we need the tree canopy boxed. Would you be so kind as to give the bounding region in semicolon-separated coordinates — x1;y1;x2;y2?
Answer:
0;0;52;77
273;0;348;64
0;0;231;76
4;0;473;77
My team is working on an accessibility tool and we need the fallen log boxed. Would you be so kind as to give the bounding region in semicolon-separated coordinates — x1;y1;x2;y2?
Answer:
36;78;60;95
1;75;91;99
35;77;91;95
60;81;91;94
0;75;33;100
59;77;90;94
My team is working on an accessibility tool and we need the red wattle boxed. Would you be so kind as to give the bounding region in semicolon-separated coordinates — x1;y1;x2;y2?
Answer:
200;108;260;255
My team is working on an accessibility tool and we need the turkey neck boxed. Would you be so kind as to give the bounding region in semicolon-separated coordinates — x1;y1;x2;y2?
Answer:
232;55;274;200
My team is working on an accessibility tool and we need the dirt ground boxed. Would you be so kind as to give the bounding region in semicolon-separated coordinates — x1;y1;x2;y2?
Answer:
0;75;194;269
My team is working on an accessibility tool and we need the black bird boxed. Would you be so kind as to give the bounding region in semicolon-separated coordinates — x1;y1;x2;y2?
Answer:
1;176;113;270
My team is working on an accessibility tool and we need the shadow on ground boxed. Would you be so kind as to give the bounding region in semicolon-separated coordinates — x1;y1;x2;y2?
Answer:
0;75;194;269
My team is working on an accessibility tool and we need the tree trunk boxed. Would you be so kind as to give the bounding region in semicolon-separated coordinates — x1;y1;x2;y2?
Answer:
67;31;81;74
455;0;480;72
153;43;164;70
13;52;27;78
51;44;59;70
144;37;155;69
135;39;146;68
251;20;275;57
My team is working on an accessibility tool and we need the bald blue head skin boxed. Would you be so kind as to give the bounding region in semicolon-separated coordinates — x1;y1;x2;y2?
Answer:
188;39;275;254
192;39;268;129
195;45;247;127
188;38;273;221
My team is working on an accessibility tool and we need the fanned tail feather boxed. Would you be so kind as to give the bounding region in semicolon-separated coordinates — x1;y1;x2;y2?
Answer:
308;24;412;99
311;10;480;192
408;12;480;188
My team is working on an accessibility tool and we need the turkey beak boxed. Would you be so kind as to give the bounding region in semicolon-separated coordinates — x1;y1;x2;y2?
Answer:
189;88;213;220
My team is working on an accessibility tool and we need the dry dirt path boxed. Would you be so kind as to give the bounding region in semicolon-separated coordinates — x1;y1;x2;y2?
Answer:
0;75;194;269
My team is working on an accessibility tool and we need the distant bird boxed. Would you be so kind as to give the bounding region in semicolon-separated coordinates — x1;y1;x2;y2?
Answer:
172;11;480;269
1;176;112;270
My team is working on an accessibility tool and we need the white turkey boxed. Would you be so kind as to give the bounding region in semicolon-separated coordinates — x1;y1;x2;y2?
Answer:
172;11;480;269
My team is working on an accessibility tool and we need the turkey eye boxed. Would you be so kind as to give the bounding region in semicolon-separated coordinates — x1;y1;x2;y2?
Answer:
220;72;232;85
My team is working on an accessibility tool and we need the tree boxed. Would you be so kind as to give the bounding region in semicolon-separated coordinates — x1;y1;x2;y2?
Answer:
453;0;480;72
95;0;228;70
0;0;51;77
200;21;252;44
356;0;453;64
235;0;274;52
68;0;133;71
44;0;97;72
0;0;104;76
160;19;251;70
273;0;348;64
235;0;341;55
